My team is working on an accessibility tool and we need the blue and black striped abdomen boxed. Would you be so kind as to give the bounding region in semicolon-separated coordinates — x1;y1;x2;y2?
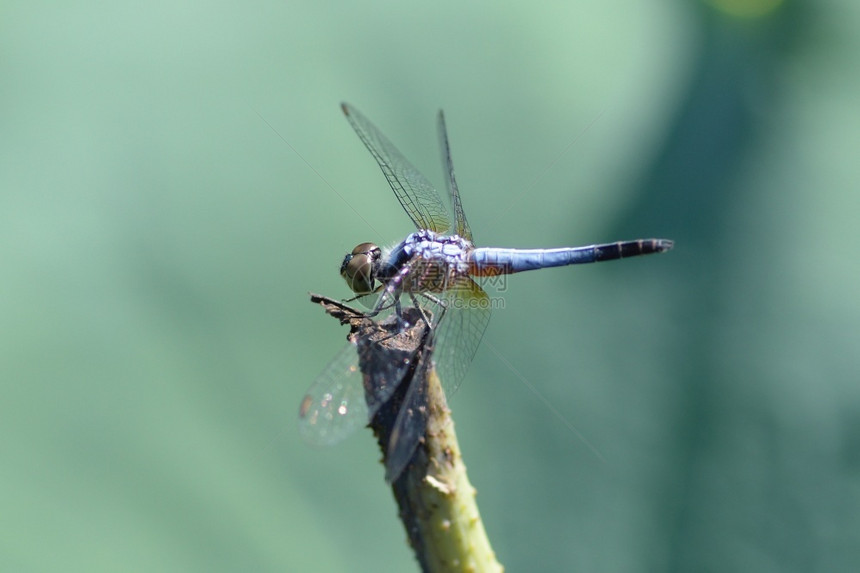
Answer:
469;239;673;276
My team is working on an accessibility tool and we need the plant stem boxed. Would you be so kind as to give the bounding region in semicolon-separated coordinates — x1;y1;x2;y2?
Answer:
311;294;503;572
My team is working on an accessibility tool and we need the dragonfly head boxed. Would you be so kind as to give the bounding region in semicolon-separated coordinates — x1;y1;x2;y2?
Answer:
340;242;381;295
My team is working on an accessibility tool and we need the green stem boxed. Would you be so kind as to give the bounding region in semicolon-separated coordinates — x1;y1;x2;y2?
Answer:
388;366;502;572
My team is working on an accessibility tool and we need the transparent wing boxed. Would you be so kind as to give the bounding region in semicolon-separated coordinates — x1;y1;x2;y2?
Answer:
419;275;491;398
437;110;473;242
298;338;412;446
342;103;451;233
298;343;367;446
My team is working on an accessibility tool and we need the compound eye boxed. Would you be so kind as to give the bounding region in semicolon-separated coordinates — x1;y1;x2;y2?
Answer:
351;242;379;256
341;253;372;294
340;243;379;294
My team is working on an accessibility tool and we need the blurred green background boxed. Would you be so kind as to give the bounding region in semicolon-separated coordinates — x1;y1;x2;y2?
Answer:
3;0;859;571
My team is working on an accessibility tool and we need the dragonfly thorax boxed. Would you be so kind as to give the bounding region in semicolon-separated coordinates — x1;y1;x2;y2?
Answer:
381;230;474;294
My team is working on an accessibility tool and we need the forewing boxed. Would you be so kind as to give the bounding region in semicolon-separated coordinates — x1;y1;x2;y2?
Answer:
298;343;368;446
437;110;473;242
342;103;450;233
299;330;416;447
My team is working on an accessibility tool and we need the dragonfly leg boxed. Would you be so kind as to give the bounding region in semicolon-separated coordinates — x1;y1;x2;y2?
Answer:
356;286;411;338
363;297;397;316
409;293;435;330
415;291;449;330
363;264;412;326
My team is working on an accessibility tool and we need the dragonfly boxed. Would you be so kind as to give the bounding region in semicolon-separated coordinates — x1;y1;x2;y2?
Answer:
299;103;673;481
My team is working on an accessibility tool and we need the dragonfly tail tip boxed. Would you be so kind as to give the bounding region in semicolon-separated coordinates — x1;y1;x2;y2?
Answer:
657;239;674;252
